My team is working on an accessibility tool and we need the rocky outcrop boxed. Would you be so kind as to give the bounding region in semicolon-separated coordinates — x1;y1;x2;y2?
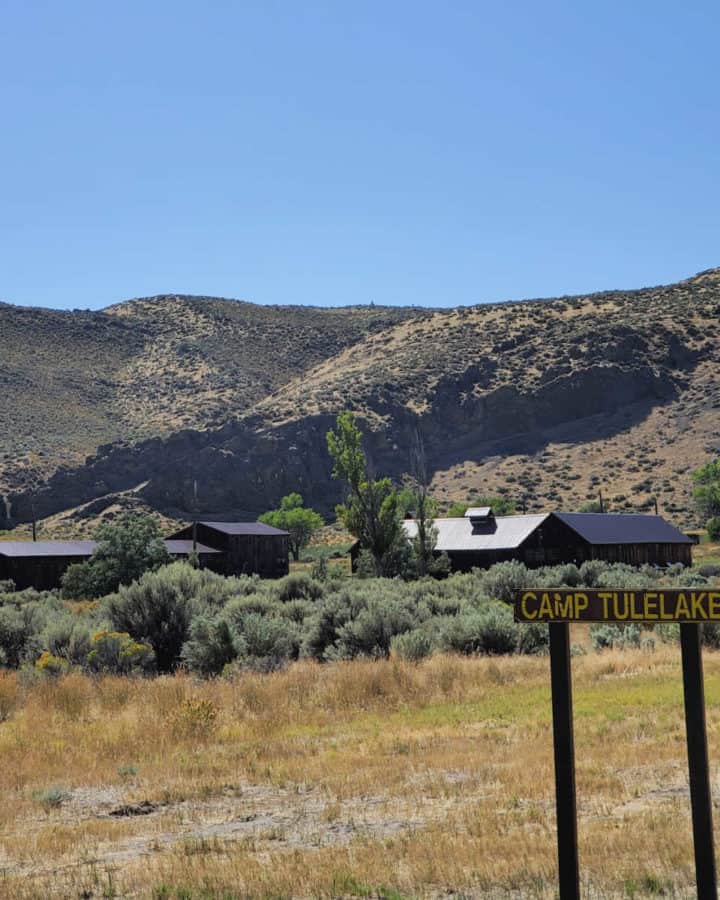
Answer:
0;358;690;528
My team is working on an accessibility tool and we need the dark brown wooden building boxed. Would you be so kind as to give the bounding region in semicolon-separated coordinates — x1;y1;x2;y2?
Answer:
0;538;222;591
0;541;98;591
168;521;290;579
400;509;693;572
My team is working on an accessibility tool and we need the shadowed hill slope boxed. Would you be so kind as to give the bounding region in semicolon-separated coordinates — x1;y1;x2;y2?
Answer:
2;270;720;532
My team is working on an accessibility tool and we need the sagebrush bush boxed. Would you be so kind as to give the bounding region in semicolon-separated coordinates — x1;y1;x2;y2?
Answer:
87;630;156;675
328;597;417;660
0;605;46;668
440;604;519;655
391;628;436;661
578;560;609;587
274;574;324;603
0;559;710;676
43;618;93;666
516;622;550;655
591;624;643;650
235;613;300;670
181;615;239;675
104;565;198;671
480;561;530;603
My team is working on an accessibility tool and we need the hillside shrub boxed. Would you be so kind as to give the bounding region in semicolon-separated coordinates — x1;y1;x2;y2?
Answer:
516;622;550;655
181;616;240;675
591;624;643;650
235;614;300;671
34;651;71;676
104;566;198;672
440;604;518;655
595;565;655;591
0;605;45;668
274;574;324;603
676;571;709;587
328;597;417;660
578;560;609;587
87;630;156;675
43;618;93;666
302;594;356;661
701;624;720;649
480;561;530;602
391;628;435;661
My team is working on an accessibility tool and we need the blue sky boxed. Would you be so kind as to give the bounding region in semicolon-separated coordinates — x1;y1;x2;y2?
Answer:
1;0;719;310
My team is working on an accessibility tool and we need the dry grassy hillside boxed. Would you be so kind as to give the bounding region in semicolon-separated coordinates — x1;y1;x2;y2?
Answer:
0;297;425;496
2;269;720;530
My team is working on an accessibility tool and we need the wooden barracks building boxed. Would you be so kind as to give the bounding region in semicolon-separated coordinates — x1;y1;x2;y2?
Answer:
402;508;693;571
0;510;693;590
0;521;289;591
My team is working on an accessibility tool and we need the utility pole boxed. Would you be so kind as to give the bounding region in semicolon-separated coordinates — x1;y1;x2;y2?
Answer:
598;489;604;513
192;480;198;553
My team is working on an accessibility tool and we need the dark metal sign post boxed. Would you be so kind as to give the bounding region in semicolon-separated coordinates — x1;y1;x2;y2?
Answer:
549;622;580;899
514;590;718;899
680;623;718;899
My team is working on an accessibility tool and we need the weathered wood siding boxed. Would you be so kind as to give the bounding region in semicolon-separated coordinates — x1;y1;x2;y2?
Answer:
171;524;289;579
0;555;89;591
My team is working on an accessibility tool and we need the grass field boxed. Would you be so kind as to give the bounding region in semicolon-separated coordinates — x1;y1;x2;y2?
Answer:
0;647;717;898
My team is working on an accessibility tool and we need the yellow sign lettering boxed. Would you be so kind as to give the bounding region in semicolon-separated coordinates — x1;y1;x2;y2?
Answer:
675;593;690;620
521;592;538;620
539;593;554;619
691;592;708;620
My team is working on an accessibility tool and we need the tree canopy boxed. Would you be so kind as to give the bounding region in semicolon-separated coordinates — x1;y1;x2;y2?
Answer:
62;514;171;599
692;459;720;523
259;493;324;561
326;411;402;576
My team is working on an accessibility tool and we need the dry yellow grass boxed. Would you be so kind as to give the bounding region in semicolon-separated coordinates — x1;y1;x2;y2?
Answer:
0;649;716;897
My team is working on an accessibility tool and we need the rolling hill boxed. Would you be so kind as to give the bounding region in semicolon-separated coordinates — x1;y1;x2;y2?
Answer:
2;269;720;535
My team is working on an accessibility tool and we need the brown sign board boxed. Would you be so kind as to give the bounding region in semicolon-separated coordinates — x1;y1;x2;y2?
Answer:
514;589;720;623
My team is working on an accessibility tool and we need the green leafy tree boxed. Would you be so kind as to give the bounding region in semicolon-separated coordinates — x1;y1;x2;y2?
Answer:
326;411;402;577
692;459;720;522
62;514;171;599
259;493;324;562
405;429;445;578
446;496;517;518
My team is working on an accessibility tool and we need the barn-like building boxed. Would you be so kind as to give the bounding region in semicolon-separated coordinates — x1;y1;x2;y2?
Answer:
0;520;289;591
167;521;290;580
401;508;693;571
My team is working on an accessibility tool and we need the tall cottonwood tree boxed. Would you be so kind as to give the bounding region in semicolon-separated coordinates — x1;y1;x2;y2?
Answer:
326;411;401;576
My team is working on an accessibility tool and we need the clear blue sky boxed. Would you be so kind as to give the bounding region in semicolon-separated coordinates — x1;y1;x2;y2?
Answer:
2;1;719;310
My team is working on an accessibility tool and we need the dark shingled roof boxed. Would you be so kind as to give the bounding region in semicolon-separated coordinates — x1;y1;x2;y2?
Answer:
0;541;97;558
198;521;289;537
0;539;224;559
554;513;693;545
